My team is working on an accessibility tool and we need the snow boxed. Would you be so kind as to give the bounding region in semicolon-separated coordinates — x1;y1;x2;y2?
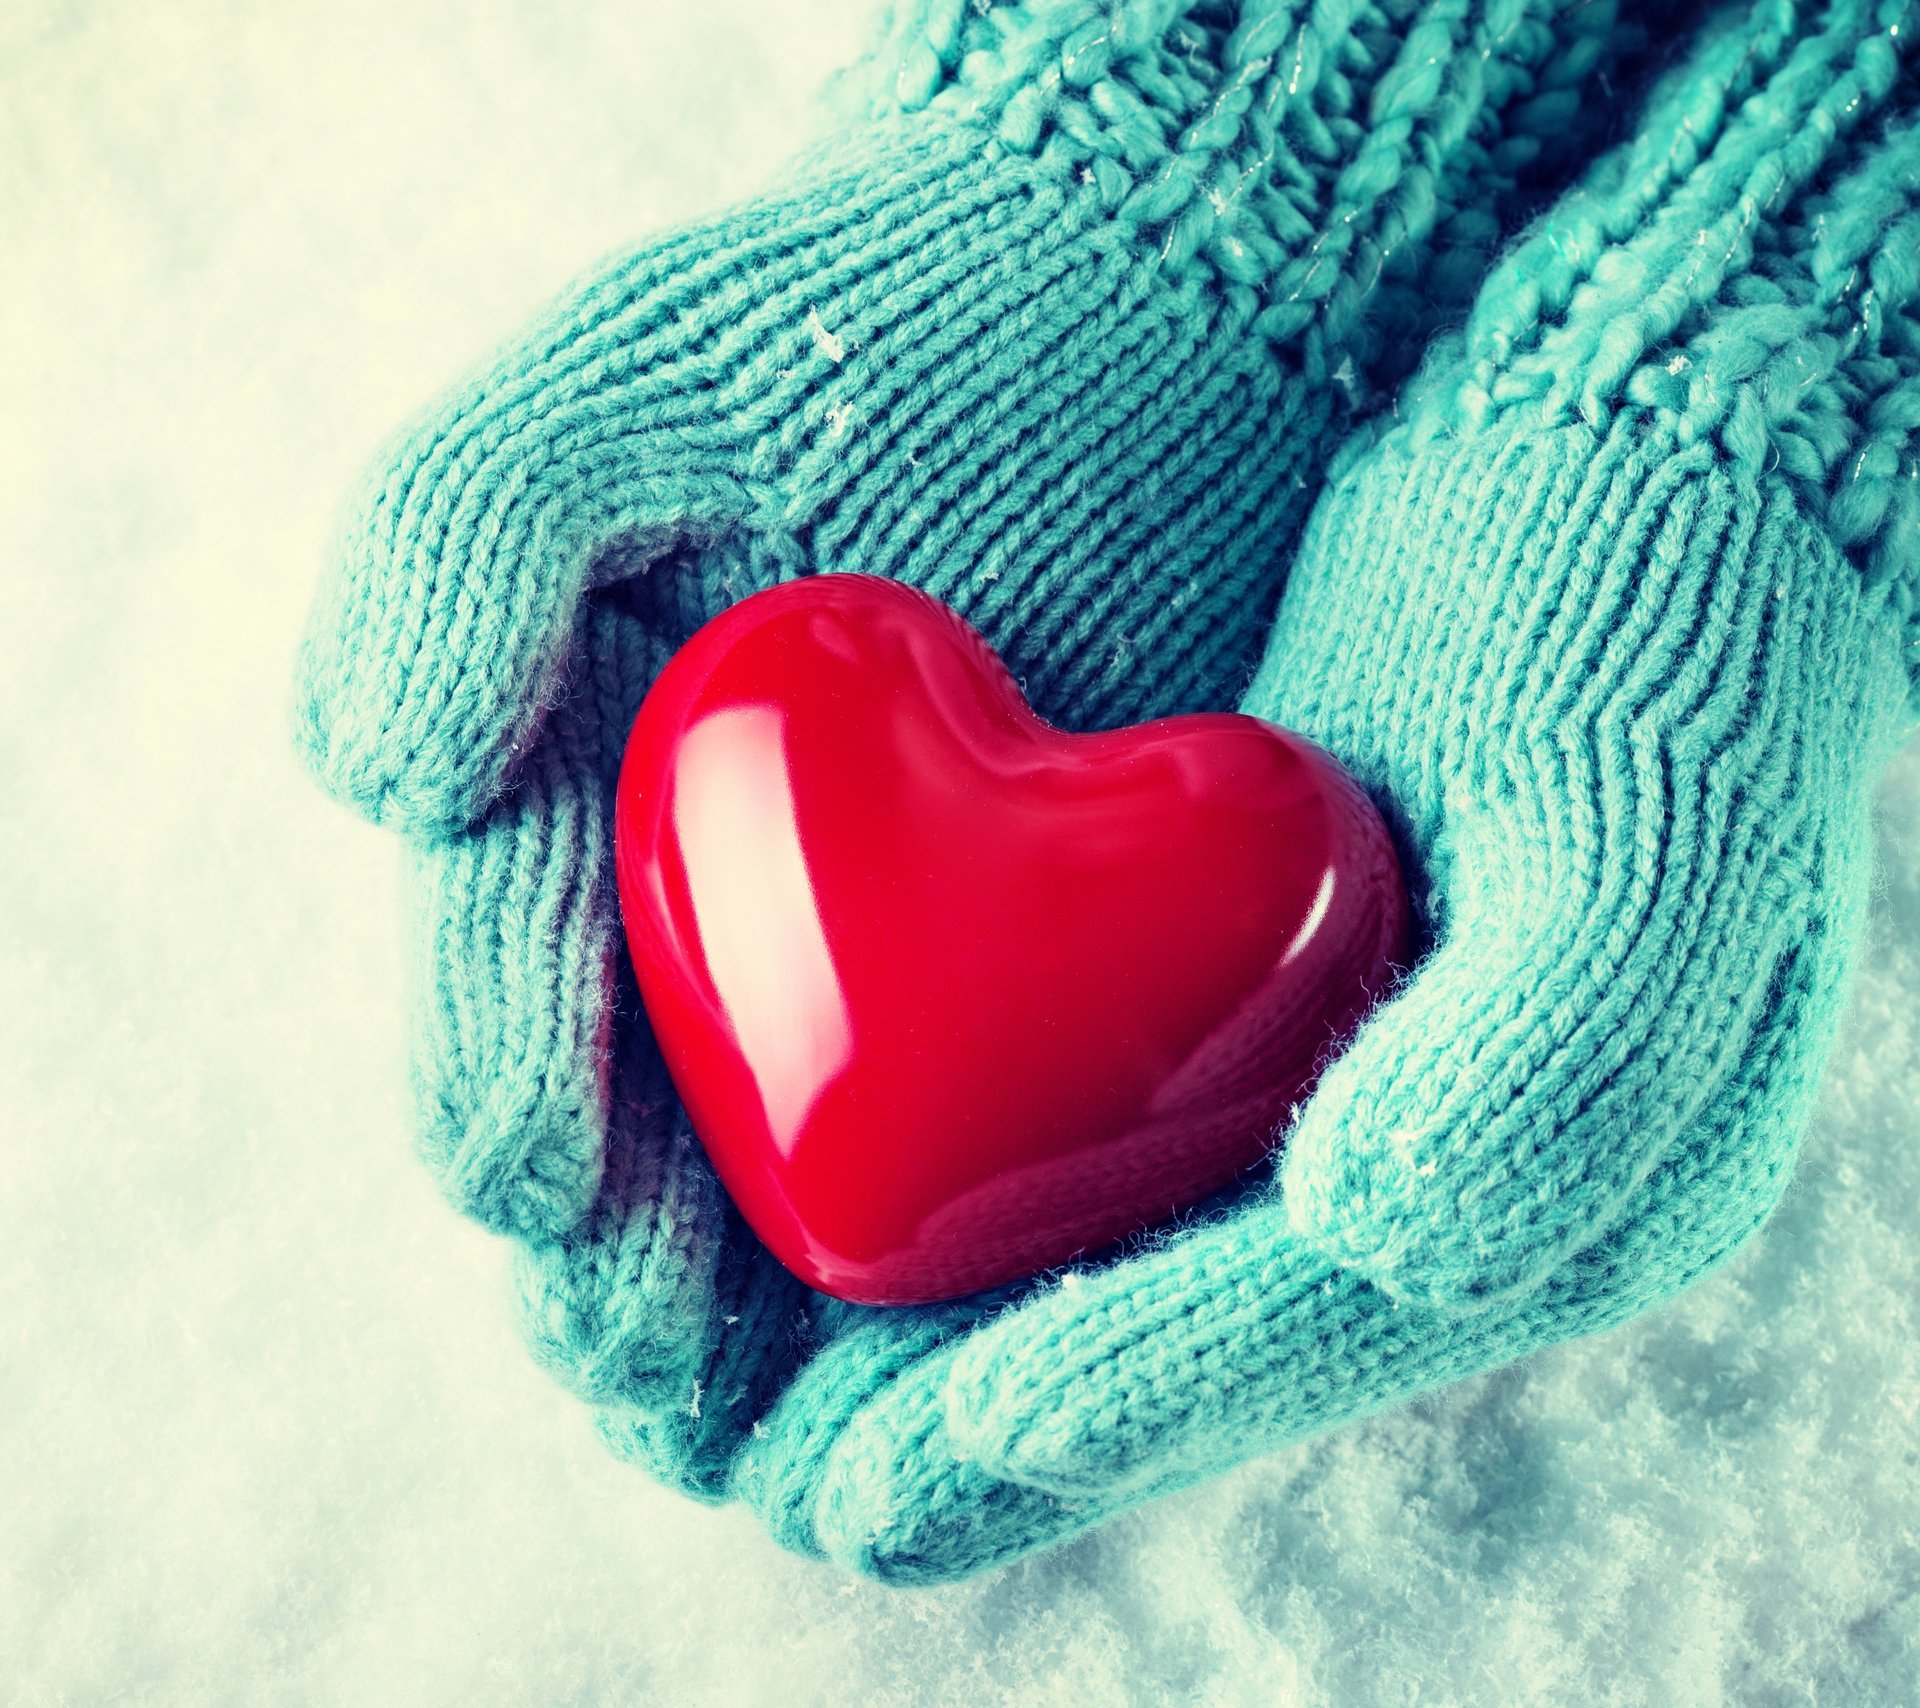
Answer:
3;2;1917;1701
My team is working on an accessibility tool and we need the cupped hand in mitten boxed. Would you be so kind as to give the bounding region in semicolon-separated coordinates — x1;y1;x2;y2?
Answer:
292;0;1627;1551
772;0;1920;1580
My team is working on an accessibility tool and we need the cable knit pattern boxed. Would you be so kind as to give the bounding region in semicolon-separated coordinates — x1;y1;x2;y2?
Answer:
1416;0;1920;695
841;0;1620;358
287;0;1916;1584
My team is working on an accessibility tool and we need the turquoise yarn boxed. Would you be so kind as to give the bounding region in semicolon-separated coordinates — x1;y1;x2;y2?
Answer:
292;0;1919;1584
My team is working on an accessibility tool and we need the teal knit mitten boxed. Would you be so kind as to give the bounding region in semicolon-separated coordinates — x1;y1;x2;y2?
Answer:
292;0;1631;1576
799;0;1919;1575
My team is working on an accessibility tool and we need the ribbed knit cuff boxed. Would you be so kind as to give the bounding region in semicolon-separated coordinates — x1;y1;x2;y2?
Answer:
825;0;1624;382
1391;0;1920;715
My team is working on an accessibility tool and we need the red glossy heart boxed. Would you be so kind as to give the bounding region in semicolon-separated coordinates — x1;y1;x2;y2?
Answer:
614;573;1409;1306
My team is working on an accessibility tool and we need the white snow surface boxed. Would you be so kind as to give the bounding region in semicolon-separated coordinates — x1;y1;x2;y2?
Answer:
4;3;1919;1703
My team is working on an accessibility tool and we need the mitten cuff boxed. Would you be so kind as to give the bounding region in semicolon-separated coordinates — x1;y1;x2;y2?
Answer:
1391;0;1920;714
825;0;1623;369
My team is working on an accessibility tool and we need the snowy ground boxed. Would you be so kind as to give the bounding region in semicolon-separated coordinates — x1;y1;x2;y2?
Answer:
4;3;1919;1703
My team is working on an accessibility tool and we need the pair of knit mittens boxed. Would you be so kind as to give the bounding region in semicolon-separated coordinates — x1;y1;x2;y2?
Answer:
294;0;1920;1582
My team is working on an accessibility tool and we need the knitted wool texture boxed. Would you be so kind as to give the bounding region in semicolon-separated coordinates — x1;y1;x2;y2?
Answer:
782;0;1920;1577
301;0;1623;835
290;0;1916;1583
293;0;1624;1521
